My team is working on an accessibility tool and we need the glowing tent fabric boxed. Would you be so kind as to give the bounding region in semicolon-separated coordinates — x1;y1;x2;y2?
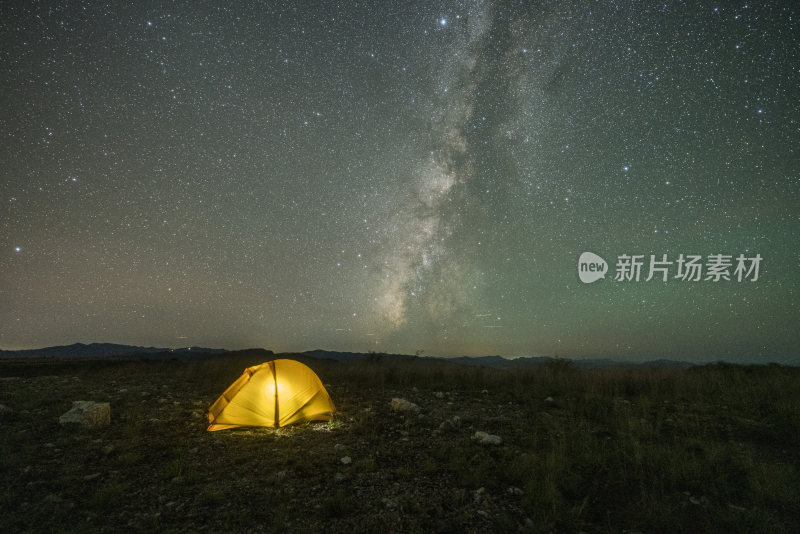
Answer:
207;359;335;430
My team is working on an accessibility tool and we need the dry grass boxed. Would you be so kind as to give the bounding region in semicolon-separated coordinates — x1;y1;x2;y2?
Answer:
1;353;798;533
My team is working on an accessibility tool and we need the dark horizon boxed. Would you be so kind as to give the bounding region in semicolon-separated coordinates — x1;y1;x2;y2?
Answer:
2;340;796;367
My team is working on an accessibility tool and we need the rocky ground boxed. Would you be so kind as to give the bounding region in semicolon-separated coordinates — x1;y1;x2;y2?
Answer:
1;355;798;533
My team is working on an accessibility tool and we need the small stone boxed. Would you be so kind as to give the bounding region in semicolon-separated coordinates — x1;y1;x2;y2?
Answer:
434;391;444;399
544;396;554;403
101;444;115;455
334;443;346;452
391;398;420;413
473;431;502;445
481;389;489;394
340;456;352;465
83;473;101;481
58;401;110;429
191;410;203;419
508;486;524;496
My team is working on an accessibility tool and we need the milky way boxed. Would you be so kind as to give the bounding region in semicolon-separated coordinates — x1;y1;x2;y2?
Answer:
1;1;798;362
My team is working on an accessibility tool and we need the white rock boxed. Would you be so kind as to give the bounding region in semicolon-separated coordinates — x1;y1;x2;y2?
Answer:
340;456;352;465
58;401;110;429
473;431;502;445
391;398;420;413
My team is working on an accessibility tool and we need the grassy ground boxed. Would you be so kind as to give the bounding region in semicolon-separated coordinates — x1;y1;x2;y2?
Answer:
1;353;798;533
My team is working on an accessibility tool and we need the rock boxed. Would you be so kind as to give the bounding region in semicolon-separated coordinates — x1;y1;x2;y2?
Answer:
340;456;352;465
434;391;445;399
58;401;110;429
544;396;554;403
191;410;203;419
508;486;524;496
391;398;420;413
439;415;462;433
83;473;101;481
473;431;502;445
334;443;346;453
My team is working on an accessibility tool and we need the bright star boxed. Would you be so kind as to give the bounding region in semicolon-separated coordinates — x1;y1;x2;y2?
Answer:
439;18;447;26
14;247;21;252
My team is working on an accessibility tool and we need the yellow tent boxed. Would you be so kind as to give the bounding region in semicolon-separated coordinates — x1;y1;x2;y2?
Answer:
207;359;335;431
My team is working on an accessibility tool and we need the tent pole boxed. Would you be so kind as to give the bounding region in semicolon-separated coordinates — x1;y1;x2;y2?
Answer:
270;361;279;427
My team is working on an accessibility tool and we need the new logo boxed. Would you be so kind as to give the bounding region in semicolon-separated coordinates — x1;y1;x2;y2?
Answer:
578;252;608;284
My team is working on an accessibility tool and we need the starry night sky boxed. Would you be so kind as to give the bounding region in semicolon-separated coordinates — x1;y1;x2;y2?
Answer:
1;1;798;362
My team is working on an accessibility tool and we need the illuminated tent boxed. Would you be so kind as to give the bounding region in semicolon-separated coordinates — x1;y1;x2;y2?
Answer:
207;359;335;431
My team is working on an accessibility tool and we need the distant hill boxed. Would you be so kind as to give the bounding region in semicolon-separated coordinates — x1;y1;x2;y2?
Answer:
0;342;227;359
0;343;699;369
302;349;695;369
